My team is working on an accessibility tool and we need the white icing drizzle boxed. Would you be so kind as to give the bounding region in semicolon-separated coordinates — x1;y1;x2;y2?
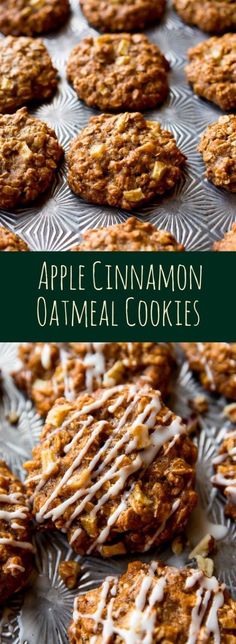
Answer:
0;493;23;504
0;508;28;521
186;571;225;644
197;343;215;388
83;343;106;392
41;344;52;370
0;538;34;551
143;498;180;551
7;563;25;573
59;347;75;401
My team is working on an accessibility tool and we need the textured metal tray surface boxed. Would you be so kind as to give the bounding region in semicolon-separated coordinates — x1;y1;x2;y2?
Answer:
0;0;236;251
0;342;236;643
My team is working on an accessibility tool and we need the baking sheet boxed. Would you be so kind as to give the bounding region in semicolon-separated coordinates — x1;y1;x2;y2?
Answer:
0;342;236;643
0;0;235;250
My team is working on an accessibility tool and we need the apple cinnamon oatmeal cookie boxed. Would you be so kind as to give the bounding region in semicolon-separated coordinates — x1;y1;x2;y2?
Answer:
0;107;63;209
71;217;184;251
213;222;236;250
0;36;58;113
173;0;236;34
24;384;197;556
198;115;236;192
68;560;236;642
0;0;70;37
80;0;166;33
181;343;236;400
67;112;186;210
186;34;236;111
13;342;176;417
212;430;236;521
0;226;29;251
67;34;169;112
0;460;34;603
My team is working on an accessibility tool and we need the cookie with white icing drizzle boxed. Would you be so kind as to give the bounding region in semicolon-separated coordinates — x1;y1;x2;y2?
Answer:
24;384;197;557
0;460;34;603
212;430;236;521
13;342;176;417
181;342;236;400
68;560;236;643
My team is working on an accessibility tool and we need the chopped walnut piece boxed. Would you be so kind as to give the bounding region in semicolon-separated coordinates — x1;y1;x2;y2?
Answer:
189;395;209;414
195;554;214;577
189;533;215;559
59;561;81;589
223;403;236;424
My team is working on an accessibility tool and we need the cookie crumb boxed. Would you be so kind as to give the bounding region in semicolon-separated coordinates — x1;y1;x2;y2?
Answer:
59;561;81;589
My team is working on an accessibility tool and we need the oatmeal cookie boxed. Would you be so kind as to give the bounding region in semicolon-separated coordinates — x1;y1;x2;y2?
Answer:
0;460;34;603
71;217;184;251
198;115;236;192
186;34;236;111
0;226;29;251
213;222;236;250
69;561;236;643
173;0;236;34
0;0;70;37
182;342;236;400
24;384;197;556
67;34;169;112
13;342;176;417
212;430;236;521
0;107;63;209
80;0;166;33
67;113;186;210
0;37;58;113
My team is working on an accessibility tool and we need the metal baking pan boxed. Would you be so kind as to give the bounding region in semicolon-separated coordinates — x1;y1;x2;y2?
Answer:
0;342;235;642
0;0;235;250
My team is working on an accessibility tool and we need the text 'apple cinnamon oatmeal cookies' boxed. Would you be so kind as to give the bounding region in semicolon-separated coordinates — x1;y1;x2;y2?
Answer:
24;384;197;556
0;36;58;114
68;560;236;643
0;460;34;603
71;217;185;251
186;34;236;112
212;430;236;521
181;343;236;400
0;107;63;209
67;113;186;210
198;115;236;192
213;222;236;250
67;34;170;112
173;0;236;34
0;0;70;37
13;342;176;417
0;225;29;251
80;0;166;33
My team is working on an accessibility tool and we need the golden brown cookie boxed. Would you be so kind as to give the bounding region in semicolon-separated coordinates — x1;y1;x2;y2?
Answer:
0;226;29;251
181;342;236;400
186;34;236;111
213;222;236;250
80;0;166;33
13;342;176;417
0;36;58;113
0;107;63;209
68;560;236;642
212;430;236;521
198;115;236;192
67;34;169;112
173;0;236;34
71;217;184;251
24;384;197;556
67;113;186;210
0;0;70;37
0;460;34;603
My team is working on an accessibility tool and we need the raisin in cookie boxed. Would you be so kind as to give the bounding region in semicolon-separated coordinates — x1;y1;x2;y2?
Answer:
67;113;186;210
67;34;169;112
212;430;236;520
0;37;58;113
0;0;70;37
198;115;236;192
173;0;236;34
24;384;197;556
0;226;29;251
71;217;184;251
80;0;166;33
182;342;236;400
186;34;236;111
68;560;236;643
213;222;236;250
0;107;63;209
13;342;176;417
0;460;34;603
